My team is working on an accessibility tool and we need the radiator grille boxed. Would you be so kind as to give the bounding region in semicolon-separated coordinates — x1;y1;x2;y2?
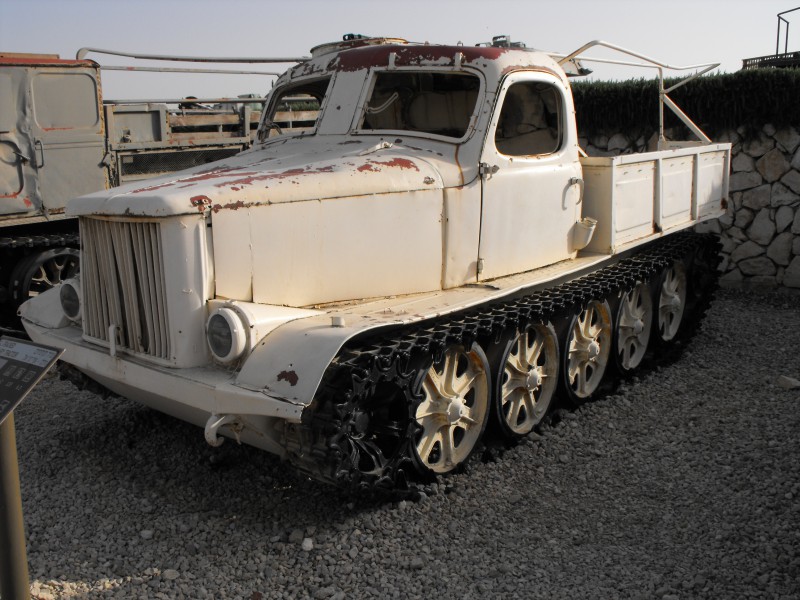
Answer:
81;218;171;360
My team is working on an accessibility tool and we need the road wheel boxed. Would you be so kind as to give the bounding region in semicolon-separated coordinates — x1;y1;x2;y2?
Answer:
561;300;612;405
613;281;653;373
487;323;558;438
412;342;490;474
654;261;687;343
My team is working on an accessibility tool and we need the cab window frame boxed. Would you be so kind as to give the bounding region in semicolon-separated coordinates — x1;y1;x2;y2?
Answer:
260;75;331;141
493;80;565;158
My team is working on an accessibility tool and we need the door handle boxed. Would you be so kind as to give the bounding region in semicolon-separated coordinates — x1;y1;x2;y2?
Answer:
34;139;44;168
569;176;584;203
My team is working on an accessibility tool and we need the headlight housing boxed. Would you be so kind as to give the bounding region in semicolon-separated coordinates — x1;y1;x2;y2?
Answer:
206;307;247;363
59;278;82;322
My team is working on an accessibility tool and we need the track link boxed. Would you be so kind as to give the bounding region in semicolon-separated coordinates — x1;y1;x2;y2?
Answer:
0;232;80;250
285;232;721;494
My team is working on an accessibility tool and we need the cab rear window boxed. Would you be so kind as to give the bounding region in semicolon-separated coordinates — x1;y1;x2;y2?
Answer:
360;71;480;139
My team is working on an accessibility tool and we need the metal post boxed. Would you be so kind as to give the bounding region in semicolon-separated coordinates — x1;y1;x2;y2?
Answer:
776;8;800;56
0;412;30;600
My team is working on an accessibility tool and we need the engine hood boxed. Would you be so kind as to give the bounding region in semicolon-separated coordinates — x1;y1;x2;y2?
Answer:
68;138;447;218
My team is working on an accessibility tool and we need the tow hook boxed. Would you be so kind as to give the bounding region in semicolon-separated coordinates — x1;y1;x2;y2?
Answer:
204;413;242;447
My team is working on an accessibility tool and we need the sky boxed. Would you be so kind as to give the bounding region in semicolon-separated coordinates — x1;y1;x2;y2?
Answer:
1;0;798;100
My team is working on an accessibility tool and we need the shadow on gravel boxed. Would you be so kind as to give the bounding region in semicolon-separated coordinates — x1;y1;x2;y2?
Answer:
41;393;399;521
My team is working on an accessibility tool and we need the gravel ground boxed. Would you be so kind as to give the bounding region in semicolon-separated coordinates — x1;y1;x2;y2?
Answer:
9;286;800;600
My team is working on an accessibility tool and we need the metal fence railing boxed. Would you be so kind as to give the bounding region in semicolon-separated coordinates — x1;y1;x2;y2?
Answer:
742;51;800;70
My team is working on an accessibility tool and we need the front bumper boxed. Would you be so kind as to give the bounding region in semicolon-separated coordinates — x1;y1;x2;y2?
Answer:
23;318;304;455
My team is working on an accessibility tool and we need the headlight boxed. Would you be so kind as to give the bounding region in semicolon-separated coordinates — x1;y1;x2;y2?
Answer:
206;307;247;363
59;278;82;322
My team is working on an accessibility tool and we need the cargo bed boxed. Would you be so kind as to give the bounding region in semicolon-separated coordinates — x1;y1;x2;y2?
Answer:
580;144;730;253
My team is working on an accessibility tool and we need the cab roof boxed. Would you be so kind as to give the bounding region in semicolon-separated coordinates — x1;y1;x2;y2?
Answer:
285;38;569;85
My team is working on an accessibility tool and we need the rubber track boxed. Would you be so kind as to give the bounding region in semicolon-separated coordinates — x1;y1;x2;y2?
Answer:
0;232;80;250
286;231;721;494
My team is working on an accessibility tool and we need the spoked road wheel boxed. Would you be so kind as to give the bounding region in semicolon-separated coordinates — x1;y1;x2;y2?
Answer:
11;247;80;303
412;342;490;475
613;281;653;373
655;261;687;343
561;300;612;405
487;323;558;438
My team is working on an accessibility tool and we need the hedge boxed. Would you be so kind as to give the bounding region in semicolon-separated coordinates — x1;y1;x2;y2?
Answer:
571;69;800;141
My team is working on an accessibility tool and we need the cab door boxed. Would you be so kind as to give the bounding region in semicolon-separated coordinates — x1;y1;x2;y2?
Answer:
28;66;107;213
0;66;36;214
477;72;582;281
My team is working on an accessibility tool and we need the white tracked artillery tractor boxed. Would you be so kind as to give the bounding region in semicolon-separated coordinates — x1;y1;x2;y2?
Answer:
21;35;730;492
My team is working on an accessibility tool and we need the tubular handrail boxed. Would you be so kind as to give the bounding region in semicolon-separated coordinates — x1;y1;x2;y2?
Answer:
102;97;267;106
75;47;303;102
99;66;282;76
76;47;309;64
554;40;720;146
556;40;719;74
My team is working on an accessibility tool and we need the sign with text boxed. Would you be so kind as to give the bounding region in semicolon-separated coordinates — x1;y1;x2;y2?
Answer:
0;336;63;426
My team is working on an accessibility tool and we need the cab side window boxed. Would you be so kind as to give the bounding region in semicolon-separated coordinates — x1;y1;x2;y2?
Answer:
495;82;562;156
261;77;329;139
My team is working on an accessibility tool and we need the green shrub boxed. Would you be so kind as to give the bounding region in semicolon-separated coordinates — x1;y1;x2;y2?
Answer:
571;69;800;141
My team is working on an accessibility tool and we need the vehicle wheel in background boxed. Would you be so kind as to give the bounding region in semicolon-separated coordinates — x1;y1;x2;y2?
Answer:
12;247;80;303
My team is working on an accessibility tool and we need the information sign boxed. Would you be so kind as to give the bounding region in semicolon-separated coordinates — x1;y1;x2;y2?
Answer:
0;336;63;426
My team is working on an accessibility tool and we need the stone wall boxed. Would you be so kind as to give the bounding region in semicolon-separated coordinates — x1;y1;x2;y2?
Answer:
579;126;800;289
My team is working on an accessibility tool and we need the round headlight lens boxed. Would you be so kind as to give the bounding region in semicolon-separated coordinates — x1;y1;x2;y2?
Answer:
59;280;81;321
206;308;247;363
207;313;233;357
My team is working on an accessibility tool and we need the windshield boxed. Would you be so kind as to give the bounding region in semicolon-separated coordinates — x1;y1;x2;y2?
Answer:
260;77;329;140
359;71;480;139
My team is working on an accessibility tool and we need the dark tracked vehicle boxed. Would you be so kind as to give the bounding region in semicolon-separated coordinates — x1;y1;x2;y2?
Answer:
0;50;283;326
20;35;730;492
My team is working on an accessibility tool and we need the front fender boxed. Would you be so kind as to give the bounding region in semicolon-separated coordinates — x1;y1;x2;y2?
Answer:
234;311;391;406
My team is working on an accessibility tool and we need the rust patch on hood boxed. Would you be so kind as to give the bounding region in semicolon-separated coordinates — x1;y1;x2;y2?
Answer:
214;165;336;190
356;158;420;173
131;164;341;195
210;199;247;213
131;181;176;194
277;370;299;386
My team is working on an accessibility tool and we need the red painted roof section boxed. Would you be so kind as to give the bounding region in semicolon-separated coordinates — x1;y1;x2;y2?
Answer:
331;44;509;72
